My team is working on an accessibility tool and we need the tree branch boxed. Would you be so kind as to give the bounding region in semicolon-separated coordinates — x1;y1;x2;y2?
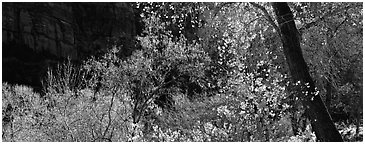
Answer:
102;87;117;140
249;2;280;33
331;17;348;38
213;2;235;18
299;3;356;33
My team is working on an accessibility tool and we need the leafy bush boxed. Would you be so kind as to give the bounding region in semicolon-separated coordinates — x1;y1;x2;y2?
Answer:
2;82;53;141
117;12;313;142
41;48;136;142
2;49;136;141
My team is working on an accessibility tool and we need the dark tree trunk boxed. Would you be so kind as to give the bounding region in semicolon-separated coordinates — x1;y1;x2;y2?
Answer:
271;2;343;142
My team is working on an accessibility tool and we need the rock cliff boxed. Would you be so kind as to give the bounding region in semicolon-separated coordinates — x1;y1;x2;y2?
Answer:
2;2;137;89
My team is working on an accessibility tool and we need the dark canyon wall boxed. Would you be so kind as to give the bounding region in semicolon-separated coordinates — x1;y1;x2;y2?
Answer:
2;2;137;89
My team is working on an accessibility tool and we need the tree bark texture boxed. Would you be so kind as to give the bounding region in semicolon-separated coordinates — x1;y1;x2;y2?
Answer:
271;2;343;142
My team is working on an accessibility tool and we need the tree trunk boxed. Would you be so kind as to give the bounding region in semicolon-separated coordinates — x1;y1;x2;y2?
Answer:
271;2;343;142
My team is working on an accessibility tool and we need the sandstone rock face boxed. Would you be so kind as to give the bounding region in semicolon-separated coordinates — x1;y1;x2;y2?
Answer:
2;2;137;89
3;2;136;60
